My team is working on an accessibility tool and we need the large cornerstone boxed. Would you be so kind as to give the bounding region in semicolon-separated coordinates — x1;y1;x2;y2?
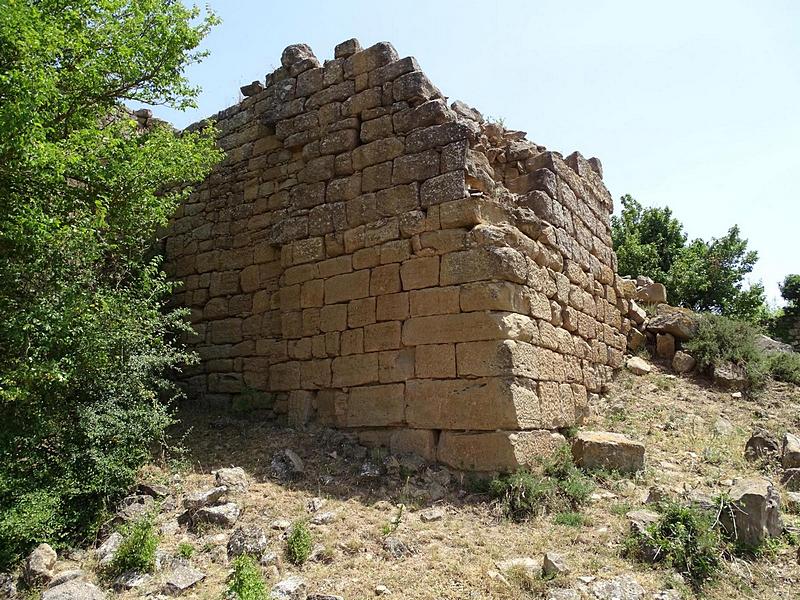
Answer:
165;39;630;471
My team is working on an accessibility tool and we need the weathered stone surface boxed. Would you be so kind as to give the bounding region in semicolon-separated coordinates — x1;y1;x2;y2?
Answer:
626;356;651;375
25;543;57;585
542;552;570;577
783;432;800;469
184;486;227;510
163;565;206;596
647;311;697;340
655;333;675;358
591;575;645;600
719;478;783;547
42;580;105;600
95;532;122;567
671;350;696;373
571;431;645;473
193;502;240;527
745;427;780;460
270;576;307;600
635;282;667;304
437;430;565;471
713;362;748;390
227;525;268;558
215;467;248;492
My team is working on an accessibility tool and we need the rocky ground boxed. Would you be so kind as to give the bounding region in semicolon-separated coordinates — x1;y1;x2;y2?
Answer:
10;363;800;600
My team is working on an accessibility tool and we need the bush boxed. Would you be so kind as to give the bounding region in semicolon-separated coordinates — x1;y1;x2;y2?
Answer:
0;1;220;567
226;555;267;600
108;515;159;577
684;314;770;389
767;352;800;386
286;520;313;565
489;446;594;521
625;503;722;589
177;542;194;559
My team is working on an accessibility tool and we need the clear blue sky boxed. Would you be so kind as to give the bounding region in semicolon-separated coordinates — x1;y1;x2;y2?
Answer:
156;1;800;305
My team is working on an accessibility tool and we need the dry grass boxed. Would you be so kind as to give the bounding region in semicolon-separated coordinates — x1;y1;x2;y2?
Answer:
95;365;800;599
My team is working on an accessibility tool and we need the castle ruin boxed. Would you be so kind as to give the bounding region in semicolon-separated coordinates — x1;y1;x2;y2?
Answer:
165;39;630;471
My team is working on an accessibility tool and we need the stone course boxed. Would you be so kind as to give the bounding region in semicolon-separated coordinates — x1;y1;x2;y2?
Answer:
164;39;629;470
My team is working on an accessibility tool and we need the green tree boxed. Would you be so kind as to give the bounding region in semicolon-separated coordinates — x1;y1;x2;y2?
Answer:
0;0;221;566
611;195;766;322
771;274;800;344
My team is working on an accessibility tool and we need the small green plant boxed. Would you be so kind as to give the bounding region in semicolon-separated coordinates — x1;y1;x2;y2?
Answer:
554;511;584;527
176;542;194;559
226;555;267;600
108;515;159;576
489;446;594;521
286;520;313;565
381;504;404;536
625;502;723;589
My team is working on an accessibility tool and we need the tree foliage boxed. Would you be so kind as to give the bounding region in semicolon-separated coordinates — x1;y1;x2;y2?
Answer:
611;195;766;321
0;0;221;566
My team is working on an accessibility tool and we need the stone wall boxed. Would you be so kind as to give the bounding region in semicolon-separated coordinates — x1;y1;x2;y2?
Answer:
164;39;631;471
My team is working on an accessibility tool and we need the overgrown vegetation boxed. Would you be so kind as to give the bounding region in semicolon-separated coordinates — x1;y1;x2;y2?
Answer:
0;0;221;567
226;555;267;600
489;446;594;521
624;502;723;589
612;195;768;323
287;520;313;565
107;515;159;577
770;274;800;345
685;313;800;389
177;542;195;559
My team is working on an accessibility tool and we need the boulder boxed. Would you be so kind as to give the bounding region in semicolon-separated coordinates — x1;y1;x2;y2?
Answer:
754;334;793;354
194;502;240;527
571;431;645;473
782;468;800;491
42;580;105;600
647;311;697;341
215;467;249;492
227;525;268;558
383;536;413;559
627;301;646;325
655;333;675;359
116;494;155;522
419;507;445;522
635;282;667;304
95;532;122;567
672;351;696;374
713;362;748;390
113;571;151;590
271;449;305;480
542;552;569;577
25;543;57;586
163;565;205;596
782;433;800;469
270;576;307;600
183;486;227;510
744;428;780;461
48;570;86;588
625;356;651;376
280;44;318;68
590;574;645;600
720;478;783;547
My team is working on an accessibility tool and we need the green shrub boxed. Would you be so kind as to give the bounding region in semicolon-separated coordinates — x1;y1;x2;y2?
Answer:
489;446;594;521
0;1;220;567
286;520;313;565
226;555;267;600
625;503;722;589
108;515;159;577
554;511;584;527
177;542;194;559
684;314;770;389
767;351;800;386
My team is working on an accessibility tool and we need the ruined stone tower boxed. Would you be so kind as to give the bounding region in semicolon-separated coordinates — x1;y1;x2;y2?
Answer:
165;39;629;471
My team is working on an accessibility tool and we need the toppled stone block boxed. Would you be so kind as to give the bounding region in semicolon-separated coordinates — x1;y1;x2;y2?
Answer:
647;310;697;340
626;356;651;375
635;282;667;304
713;362;747;390
163;565;205;596
42;580;105;600
193;502;241;527
183;486;227;510
227;525;268;558
783;432;800;469
542;551;570;577
671;351;696;374
655;333;675;358
240;80;264;97
744;427;780;460
271;576;307;600
215;467;249;492
25;543;57;586
571;430;645;473
720;478;783;547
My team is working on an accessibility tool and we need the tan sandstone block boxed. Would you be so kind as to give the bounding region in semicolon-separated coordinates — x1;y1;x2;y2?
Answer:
376;292;409;321
415;344;456;378
400;256;440;290
348;297;376;328
325;269;370;304
456;340;542;379
301;279;324;308
379;348;415;383
438;430;566;472
364;321;402;352
320;304;348;332
402;312;537;346
440;247;527;285
340;328;364;355
405;377;541;430
460;281;530;313
370;263;401;295
345;383;405;427
332;352;379;387
391;429;438;461
409;286;460;316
